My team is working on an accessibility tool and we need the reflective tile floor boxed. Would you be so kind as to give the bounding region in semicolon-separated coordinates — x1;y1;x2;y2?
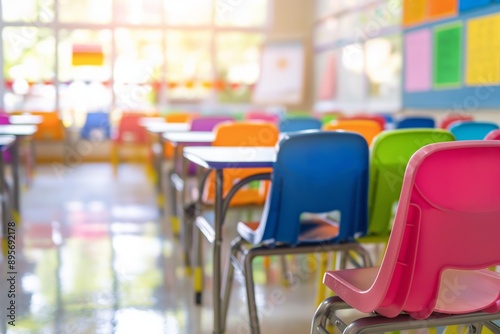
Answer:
0;163;327;334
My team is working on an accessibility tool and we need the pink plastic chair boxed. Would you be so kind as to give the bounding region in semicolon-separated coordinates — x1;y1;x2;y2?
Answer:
244;111;280;124
312;140;500;334
485;129;500;140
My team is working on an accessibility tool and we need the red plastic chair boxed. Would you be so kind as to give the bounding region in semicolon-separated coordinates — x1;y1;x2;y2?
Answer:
485;129;500;140
112;113;149;174
440;113;474;129
312;141;500;333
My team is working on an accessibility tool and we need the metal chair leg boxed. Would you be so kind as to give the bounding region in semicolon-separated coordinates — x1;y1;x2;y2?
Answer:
221;237;244;331
244;252;261;334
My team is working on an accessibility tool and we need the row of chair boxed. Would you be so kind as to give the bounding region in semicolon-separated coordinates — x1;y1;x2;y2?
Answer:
178;117;500;333
195;124;500;334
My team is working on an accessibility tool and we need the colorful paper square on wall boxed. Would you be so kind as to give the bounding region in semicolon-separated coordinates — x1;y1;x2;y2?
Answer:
459;0;491;12
404;29;432;92
403;0;427;27
433;21;463;88
428;0;457;20
318;53;337;100
72;44;104;66
466;14;500;86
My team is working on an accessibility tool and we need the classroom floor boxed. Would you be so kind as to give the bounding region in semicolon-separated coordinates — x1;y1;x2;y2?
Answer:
0;162;325;334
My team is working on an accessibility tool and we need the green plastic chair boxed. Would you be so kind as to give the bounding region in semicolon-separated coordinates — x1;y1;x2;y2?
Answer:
367;129;456;238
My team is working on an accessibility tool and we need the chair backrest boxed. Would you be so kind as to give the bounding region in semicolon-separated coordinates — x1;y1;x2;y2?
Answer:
315;111;344;125
212;121;279;147
485;129;500;140
114;113;148;144
245;111;280;124
395;116;435;129
439;113;473;129
449;121;499;140
279;117;322;133
164;112;197;123
368;129;455;236
254;131;369;246
324;120;382;145
0;114;10;125
203;122;279;206
80;111;111;139
373;141;500;319
190;116;234;132
32;111;65;141
341;114;386;130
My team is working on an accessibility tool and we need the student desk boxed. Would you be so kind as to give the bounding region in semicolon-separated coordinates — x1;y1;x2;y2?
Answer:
163;132;215;248
138;117;165;128
145;123;190;213
183;146;276;334
9;115;43;125
0;125;37;223
0;135;15;243
9;115;42;185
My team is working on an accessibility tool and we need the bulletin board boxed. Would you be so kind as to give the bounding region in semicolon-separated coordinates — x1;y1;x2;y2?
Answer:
252;41;305;105
403;2;500;109
313;0;403;113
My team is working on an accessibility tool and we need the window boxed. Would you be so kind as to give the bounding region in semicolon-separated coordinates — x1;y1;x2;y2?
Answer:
0;0;271;125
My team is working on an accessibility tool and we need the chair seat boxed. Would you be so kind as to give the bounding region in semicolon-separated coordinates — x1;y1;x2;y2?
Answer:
324;267;500;317
237;218;340;246
324;267;378;293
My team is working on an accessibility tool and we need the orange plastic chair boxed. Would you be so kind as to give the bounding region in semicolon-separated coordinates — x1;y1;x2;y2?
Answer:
440;113;473;129
341;114;386;130
31;111;65;141
324;119;382;145
202;121;279;206
162;112;198;159
312;141;500;333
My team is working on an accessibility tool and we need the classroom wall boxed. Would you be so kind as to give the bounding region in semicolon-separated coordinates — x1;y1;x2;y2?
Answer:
268;0;315;111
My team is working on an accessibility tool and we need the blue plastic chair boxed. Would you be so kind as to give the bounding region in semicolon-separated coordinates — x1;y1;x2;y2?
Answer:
80;111;111;140
221;131;372;334
395;116;435;129
449;121;499;140
278;117;322;133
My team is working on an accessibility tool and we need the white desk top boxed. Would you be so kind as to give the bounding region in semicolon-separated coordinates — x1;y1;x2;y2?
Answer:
184;146;276;169
0;125;38;136
139;117;166;128
146;122;190;134
163;132;215;145
0;135;15;149
9;115;43;125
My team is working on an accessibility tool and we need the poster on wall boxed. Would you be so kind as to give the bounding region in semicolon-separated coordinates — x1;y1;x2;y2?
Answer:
466;13;500;86
433;21;463;88
252;41;305;105
316;51;337;100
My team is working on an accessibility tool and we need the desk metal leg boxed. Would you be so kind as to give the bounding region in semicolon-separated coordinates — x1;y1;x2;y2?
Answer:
11;137;20;224
169;145;180;238
0;150;7;253
156;134;165;214
213;169;224;334
180;151;192;274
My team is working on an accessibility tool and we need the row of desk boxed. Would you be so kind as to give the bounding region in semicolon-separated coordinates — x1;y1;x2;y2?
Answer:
143;118;278;334
0;116;42;252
